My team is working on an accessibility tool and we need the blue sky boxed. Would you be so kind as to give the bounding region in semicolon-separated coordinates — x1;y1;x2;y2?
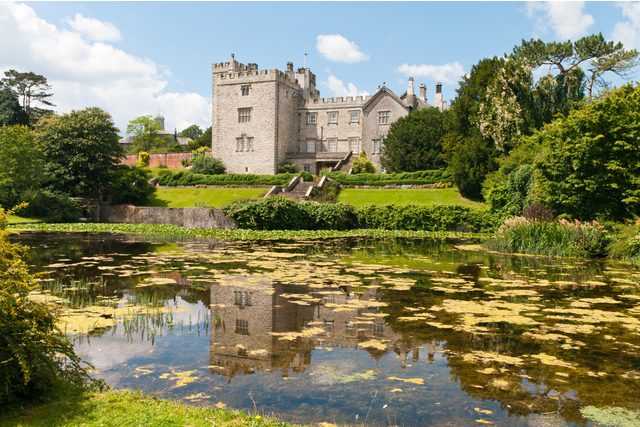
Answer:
1;1;639;136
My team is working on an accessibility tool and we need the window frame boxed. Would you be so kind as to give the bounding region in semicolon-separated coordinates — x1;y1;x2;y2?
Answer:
307;114;316;124
349;138;359;154
349;111;359;123
241;85;250;96
378;111;390;125
327;139;337;153
238;108;251;123
328;112;338;124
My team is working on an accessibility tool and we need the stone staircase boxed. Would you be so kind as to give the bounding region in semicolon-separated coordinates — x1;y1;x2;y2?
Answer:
285;181;317;200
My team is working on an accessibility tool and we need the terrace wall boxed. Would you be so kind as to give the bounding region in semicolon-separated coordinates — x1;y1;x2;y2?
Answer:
99;205;236;229
120;152;192;168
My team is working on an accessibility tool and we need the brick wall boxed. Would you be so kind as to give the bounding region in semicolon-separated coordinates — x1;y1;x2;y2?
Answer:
120;152;192;168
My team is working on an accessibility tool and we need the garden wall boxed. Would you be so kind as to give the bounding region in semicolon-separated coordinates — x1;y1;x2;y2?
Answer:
121;152;192;168
99;205;236;229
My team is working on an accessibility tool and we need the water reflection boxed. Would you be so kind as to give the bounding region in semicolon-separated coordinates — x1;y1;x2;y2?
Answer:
12;232;640;426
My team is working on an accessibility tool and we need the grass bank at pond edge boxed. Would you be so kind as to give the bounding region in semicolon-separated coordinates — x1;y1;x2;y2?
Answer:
0;388;301;427
10;222;486;240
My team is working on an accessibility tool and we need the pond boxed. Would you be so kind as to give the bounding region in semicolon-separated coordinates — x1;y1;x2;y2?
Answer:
11;231;640;426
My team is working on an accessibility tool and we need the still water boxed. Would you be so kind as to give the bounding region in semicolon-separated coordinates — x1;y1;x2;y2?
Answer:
12;231;640;426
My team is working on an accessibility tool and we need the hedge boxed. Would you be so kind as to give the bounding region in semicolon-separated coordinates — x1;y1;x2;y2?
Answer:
222;197;502;232
156;170;298;186
325;170;453;186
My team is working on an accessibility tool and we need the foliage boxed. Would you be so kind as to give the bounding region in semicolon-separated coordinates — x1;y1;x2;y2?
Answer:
484;216;610;257
178;124;203;140
380;107;450;172
325;169;452;186
298;170;313;182
1;70;55;126
512;32;639;99
191;151;226;175
448;133;498;201
156;170;295;186
19;190;81;223
187;126;212;151
223;197;501;232
352;150;376;174
278;161;296;174
0;206;89;404
137;151;149;167
533;84;640;221
337;188;484;208
485;164;535;216
307;179;341;203
126;115;165;153
109;165;155;206
0;125;44;208
36;107;124;198
0;85;27;127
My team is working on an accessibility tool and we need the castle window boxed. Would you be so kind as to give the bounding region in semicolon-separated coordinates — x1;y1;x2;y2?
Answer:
241;85;250;96
349;138;359;154
307;114;316;124
374;323;384;336
373;139;382;154
328;139;337;153
304;165;312;173
234;291;252;308
328;112;337;124
350;111;359;123
236;135;253;151
345;323;355;335
324;320;334;331
378;111;390;124
235;319;249;335
238;108;251;123
306;139;316;153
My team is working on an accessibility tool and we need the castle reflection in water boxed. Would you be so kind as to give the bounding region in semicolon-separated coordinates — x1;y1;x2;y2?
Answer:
209;275;437;382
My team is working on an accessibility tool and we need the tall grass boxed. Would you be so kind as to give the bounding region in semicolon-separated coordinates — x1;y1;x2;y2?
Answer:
484;217;611;257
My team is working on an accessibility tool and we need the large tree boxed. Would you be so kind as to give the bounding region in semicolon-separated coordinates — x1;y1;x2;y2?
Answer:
1;70;55;126
533;83;640;221
36;107;124;198
0;83;28;127
380;107;450;172
127;115;165;153
178;124;203;140
512;33;639;99
0;126;43;207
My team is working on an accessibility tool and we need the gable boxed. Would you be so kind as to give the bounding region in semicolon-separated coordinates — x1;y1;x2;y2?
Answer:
362;87;410;115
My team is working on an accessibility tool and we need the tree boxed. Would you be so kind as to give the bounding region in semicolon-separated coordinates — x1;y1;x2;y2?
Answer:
1;70;55;126
36;107;124;198
178;124;203;140
380;107;450;172
512;33;639;99
188;126;212;151
352;151;376;174
533;84;640;221
0;126;43;207
127;115;165;153
448;132;498;201
191;148;226;175
0;84;27;127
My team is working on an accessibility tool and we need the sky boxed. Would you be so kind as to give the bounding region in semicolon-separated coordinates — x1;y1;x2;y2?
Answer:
1;1;639;136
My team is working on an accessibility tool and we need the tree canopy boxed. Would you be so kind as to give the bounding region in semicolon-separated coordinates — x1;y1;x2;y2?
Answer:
380;107;450;173
36;107;124;198
178;124;203;140
0;84;28;127
126;115;165;153
533;84;640;221
0;126;43;207
1;70;55;126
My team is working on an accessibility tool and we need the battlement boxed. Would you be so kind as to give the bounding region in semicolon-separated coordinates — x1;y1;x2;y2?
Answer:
305;95;371;107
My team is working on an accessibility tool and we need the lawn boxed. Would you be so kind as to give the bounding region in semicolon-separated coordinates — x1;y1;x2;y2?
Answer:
146;187;267;208
337;187;486;207
7;214;44;224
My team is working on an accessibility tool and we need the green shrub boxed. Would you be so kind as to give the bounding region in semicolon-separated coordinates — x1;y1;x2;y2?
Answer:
278;161;296;174
191;156;226;175
484;217;611;257
352;151;376;174
307;179;341;203
325;170;452;187
0;206;90;404
110;165;155;206
137;151;149;167
299;170;313;182
19;190;81;222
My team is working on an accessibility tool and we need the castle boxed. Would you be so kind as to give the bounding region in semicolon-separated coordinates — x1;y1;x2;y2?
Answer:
212;54;447;175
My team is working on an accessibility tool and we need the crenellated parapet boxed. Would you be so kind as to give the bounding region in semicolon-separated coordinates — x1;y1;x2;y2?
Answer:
303;95;372;108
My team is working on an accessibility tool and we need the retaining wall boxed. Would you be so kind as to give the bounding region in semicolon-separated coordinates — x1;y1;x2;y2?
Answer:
99;205;236;229
121;152;193;168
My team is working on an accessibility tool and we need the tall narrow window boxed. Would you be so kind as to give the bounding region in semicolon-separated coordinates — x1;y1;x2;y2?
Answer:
241;85;250;96
378;111;389;124
349;138;359;153
350;111;359;122
328;112;337;124
328;139;337;152
238;108;251;123
306;139;316;153
373;139;381;154
308;114;316;124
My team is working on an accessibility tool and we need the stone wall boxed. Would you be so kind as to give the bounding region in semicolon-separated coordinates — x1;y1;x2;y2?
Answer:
99;205;236;229
120;152;192;168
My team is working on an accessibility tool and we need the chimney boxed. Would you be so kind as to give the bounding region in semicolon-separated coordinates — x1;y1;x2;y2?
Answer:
285;62;295;80
419;84;427;101
434;83;444;111
407;77;414;95
229;53;237;71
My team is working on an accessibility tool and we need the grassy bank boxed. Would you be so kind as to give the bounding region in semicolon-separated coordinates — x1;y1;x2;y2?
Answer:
147;187;266;208
337;188;485;208
0;388;302;427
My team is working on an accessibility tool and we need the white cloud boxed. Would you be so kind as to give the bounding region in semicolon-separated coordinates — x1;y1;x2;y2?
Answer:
321;75;370;98
526;1;595;40
0;2;210;134
316;34;369;63
65;13;121;42
613;2;640;50
395;62;465;85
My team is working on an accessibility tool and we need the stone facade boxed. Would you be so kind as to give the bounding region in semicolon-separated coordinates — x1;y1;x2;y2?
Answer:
212;55;447;175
